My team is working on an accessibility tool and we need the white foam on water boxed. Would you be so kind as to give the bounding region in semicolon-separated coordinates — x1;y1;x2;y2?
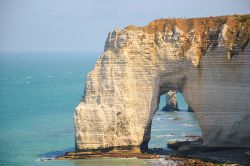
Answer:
181;123;198;127
155;117;161;120
155;134;175;138
36;157;54;162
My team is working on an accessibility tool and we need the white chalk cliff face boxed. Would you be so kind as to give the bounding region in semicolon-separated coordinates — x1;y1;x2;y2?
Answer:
75;15;250;151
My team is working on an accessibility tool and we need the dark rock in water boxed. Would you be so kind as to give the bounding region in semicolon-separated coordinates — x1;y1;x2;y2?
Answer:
39;158;54;162
185;135;201;141
167;138;203;151
173;117;183;120
187;106;194;112
162;105;179;112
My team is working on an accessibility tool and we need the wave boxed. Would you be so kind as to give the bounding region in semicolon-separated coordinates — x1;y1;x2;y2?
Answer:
181;123;198;127
155;134;175;138
168;117;183;120
37;157;54;162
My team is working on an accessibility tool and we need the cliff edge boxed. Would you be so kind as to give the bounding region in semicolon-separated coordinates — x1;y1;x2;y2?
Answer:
75;15;250;151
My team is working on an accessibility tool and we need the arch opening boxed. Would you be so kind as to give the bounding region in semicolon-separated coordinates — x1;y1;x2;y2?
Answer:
148;91;202;149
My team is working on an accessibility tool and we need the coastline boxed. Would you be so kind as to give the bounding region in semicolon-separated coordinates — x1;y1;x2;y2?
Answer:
56;145;250;165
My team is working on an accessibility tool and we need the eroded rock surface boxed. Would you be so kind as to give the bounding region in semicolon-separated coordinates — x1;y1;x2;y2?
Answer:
162;90;178;111
75;15;250;151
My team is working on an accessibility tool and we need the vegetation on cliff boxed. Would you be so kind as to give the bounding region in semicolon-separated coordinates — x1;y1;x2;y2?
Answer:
126;14;250;65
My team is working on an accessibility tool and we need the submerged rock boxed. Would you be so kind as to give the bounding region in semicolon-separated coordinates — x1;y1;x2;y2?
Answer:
75;14;250;151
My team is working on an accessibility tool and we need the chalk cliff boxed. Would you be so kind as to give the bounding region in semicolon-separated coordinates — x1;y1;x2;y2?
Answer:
75;15;250;151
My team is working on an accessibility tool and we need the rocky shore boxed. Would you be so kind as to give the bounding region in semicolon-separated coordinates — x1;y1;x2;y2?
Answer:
56;151;160;160
56;142;250;166
165;140;250;166
55;150;245;166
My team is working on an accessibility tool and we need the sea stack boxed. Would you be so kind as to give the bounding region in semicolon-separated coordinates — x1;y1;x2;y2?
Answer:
74;15;250;151
162;90;178;111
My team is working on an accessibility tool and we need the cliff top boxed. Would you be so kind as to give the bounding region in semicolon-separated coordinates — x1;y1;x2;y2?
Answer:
125;14;250;34
105;14;250;66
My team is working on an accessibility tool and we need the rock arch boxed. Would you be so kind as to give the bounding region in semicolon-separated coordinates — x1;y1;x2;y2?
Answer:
74;15;250;151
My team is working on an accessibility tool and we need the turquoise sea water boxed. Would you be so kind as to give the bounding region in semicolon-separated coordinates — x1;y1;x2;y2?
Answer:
0;53;201;166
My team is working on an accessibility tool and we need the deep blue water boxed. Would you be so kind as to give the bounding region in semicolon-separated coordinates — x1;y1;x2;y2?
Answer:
0;52;201;166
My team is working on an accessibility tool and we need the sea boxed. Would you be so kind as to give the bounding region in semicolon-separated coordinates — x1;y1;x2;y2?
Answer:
0;52;201;166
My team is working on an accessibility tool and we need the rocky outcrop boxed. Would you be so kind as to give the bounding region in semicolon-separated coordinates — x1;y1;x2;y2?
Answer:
74;15;250;151
162;90;178;111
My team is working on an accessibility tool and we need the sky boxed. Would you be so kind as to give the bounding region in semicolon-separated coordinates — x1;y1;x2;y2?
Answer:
0;0;250;53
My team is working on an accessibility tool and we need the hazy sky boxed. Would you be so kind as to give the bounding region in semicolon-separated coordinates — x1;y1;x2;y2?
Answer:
0;0;249;53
